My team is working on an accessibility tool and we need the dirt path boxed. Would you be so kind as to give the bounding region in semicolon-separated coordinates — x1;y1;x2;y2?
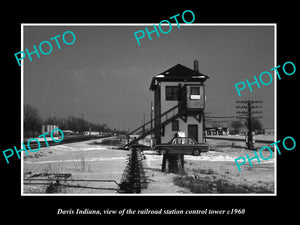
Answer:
142;152;191;194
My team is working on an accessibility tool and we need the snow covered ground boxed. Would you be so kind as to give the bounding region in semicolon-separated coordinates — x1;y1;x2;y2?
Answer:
22;137;128;194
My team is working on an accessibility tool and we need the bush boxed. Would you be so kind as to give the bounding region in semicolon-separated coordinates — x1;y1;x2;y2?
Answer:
73;156;91;172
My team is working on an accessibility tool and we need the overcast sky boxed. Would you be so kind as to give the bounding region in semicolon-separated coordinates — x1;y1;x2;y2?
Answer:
23;24;275;131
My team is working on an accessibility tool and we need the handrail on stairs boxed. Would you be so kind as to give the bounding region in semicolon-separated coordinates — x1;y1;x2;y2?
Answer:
127;103;181;136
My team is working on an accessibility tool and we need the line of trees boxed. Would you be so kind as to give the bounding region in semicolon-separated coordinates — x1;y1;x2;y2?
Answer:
24;104;115;138
230;119;263;135
24;104;43;138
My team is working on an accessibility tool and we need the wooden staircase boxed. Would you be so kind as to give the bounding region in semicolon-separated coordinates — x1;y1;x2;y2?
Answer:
125;104;185;148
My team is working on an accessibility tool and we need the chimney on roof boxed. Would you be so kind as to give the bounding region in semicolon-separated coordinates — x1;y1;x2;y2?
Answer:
193;60;199;72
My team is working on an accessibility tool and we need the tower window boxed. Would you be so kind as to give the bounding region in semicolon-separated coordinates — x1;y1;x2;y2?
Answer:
190;87;200;95
190;87;200;99
166;86;180;100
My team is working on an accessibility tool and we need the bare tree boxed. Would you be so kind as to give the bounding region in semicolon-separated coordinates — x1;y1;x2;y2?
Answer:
230;120;243;135
245;118;263;133
211;121;222;129
24;104;42;138
44;115;112;134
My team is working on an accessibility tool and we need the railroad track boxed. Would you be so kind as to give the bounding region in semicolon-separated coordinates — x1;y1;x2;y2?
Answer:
118;147;147;193
24;135;112;150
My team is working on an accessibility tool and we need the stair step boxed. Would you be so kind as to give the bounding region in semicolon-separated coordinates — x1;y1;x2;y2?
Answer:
125;109;186;148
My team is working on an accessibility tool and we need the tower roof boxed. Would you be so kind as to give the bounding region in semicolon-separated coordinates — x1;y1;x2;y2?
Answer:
150;63;209;90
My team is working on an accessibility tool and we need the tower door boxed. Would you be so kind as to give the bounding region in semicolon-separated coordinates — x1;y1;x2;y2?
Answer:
188;124;198;143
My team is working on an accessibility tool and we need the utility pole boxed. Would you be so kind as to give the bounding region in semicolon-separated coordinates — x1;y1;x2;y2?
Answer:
81;113;84;134
150;102;153;136
141;113;145;134
236;100;263;150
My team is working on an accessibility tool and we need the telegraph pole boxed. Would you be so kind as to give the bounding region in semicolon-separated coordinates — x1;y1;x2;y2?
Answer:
236;100;263;150
150;102;153;137
81;113;84;134
142;113;145;134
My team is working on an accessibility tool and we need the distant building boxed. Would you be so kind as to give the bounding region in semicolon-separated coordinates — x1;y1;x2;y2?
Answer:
83;131;100;136
263;128;274;135
42;125;59;136
205;127;229;136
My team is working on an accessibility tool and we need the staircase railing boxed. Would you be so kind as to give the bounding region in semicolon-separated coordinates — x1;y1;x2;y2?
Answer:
126;103;184;147
128;104;179;136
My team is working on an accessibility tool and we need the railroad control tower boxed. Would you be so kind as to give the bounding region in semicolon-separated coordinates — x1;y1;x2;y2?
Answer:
149;60;209;144
126;60;209;147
